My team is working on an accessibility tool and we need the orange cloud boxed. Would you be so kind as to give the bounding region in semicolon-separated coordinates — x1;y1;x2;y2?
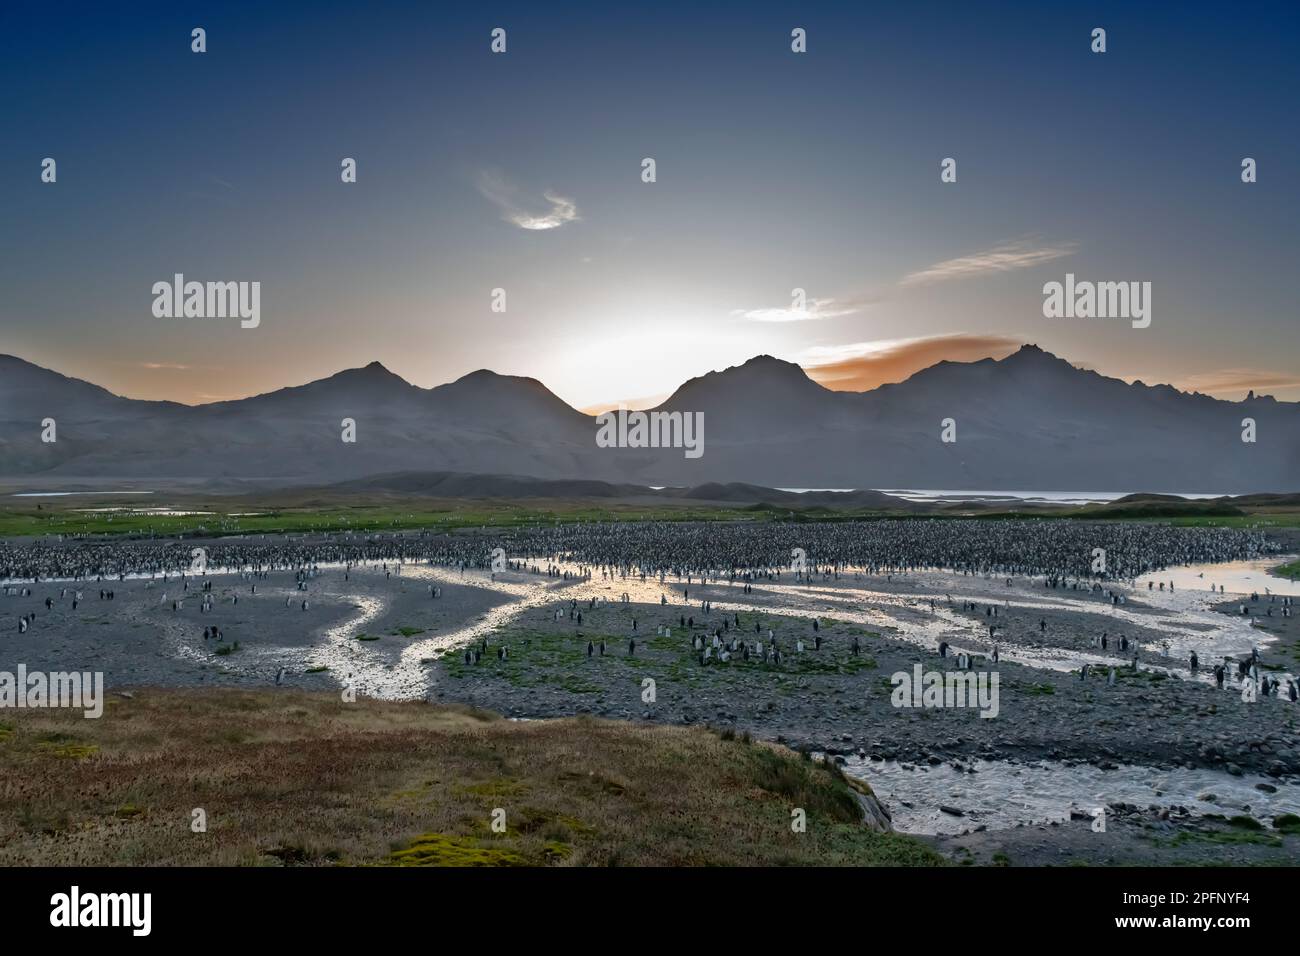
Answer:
802;334;1021;392
1174;369;1300;400
579;393;670;416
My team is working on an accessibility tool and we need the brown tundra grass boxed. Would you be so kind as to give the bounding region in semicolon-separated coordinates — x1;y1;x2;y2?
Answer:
0;688;942;867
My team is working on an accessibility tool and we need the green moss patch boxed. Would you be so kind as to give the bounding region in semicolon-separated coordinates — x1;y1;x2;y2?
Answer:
387;832;529;867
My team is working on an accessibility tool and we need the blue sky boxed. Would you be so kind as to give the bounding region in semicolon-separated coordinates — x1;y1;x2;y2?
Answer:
1;0;1296;408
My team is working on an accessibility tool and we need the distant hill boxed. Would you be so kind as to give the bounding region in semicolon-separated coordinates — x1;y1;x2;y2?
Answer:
1;346;1296;493
330;471;654;500
327;472;918;510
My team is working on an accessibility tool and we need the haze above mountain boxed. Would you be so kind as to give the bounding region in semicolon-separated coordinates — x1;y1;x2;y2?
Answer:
0;346;1295;494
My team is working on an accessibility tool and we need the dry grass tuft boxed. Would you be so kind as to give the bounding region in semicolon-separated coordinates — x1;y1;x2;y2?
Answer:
0;688;942;867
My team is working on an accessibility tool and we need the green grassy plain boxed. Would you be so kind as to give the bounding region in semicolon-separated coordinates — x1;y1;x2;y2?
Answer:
2;489;1298;539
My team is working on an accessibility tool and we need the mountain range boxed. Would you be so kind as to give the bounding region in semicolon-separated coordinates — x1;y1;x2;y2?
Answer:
0;346;1296;494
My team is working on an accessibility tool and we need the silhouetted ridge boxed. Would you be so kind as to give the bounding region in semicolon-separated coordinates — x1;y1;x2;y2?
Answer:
1;350;1297;494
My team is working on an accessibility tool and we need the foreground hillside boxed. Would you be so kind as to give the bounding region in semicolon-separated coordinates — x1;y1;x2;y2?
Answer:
0;689;941;867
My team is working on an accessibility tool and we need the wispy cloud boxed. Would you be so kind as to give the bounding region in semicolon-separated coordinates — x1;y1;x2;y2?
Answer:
900;239;1077;287
800;333;1021;391
137;362;192;371
477;171;579;231
732;295;873;323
